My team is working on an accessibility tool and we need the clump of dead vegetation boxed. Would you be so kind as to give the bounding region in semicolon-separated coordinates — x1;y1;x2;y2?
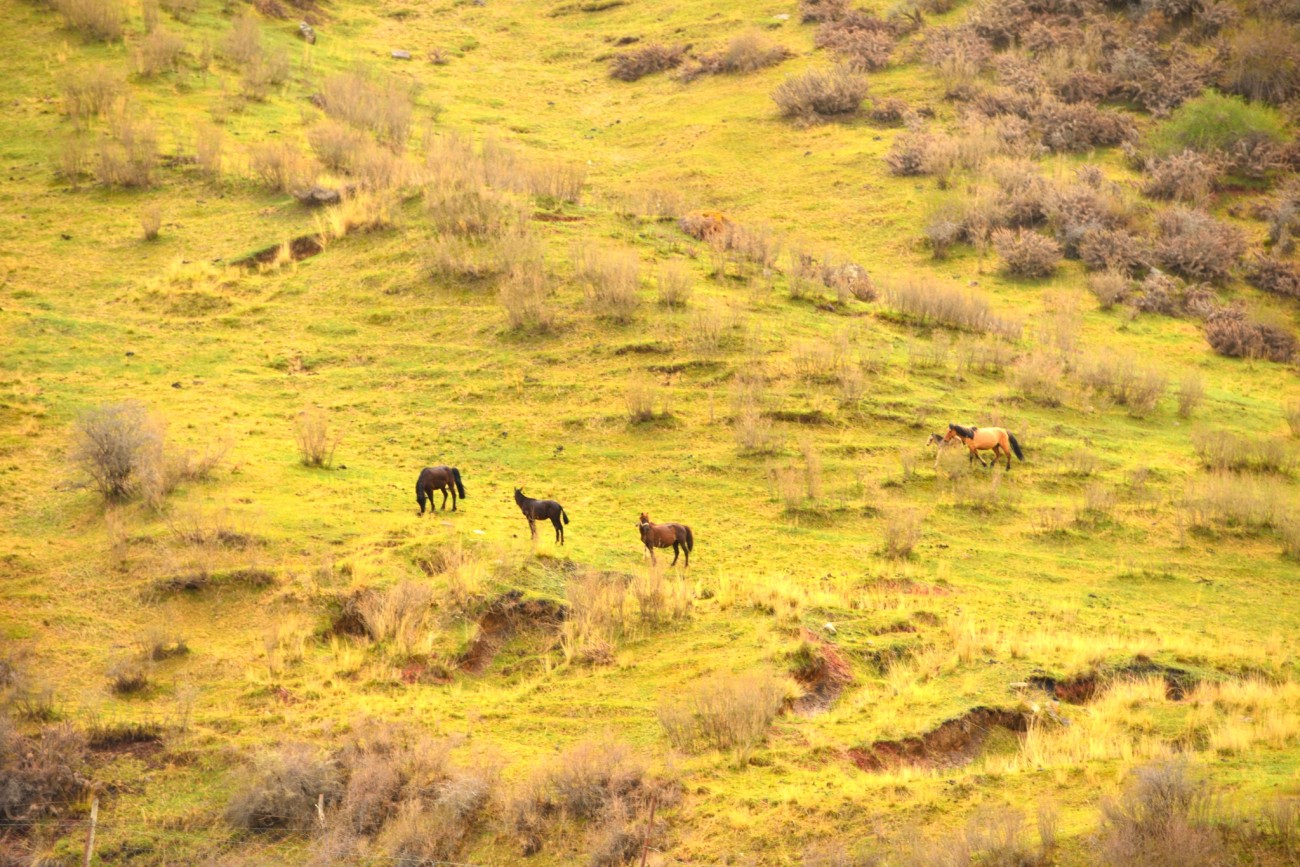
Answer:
772;66;869;123
609;43;686;81
657;669;786;762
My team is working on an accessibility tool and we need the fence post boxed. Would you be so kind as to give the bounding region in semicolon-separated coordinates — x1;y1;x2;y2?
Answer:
82;796;99;867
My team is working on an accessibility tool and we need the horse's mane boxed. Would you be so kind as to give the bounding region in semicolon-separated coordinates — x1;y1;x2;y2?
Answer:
949;423;976;439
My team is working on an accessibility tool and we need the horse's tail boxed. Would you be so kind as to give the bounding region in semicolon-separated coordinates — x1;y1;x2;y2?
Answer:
683;525;694;553
561;507;570;525
1008;432;1024;461
452;467;466;499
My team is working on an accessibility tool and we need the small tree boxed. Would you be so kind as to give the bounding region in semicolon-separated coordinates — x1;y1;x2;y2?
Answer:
72;402;162;500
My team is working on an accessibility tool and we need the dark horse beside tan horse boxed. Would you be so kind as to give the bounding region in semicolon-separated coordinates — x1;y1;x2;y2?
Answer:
416;466;466;513
514;488;570;544
939;424;1024;470
638;513;694;567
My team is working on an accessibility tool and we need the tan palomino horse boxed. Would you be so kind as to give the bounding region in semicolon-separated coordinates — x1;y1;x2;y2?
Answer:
941;423;1024;470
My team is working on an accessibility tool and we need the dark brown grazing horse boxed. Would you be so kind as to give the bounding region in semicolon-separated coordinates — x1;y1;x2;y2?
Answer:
514;488;569;544
417;466;466;513
638;513;694;567
942;423;1024;470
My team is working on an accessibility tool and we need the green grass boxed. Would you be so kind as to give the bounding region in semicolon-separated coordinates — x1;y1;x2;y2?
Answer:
1;0;1300;863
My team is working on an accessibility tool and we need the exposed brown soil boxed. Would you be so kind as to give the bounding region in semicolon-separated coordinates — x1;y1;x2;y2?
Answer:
88;722;164;761
791;629;854;716
458;591;565;674
847;707;1027;771
400;657;453;685
232;234;323;268
1029;657;1197;703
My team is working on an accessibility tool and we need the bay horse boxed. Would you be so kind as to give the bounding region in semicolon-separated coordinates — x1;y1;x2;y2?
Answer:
638;513;694;567
514;488;569;545
417;466;466;513
942;423;1024;470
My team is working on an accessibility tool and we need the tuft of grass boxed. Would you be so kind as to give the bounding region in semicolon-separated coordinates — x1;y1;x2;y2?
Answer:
1149;92;1287;158
657;669;786;761
294;406;342;468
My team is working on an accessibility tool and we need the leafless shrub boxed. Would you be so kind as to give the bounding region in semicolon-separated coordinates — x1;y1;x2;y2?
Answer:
610;43;686;81
1141;149;1222;203
240;48;291;101
321;70;414;148
1184;472;1290;529
60;64;123;123
195;124;223;179
1077;353;1167;417
656;260;693;308
772;66;868;123
1285;400;1300;438
249;141;317;194
135;26;185;76
815;12;896;71
658;670;785;760
307;121;369;173
883;507;922;558
883;280;1020;338
222;12;262;64
801;0;849;22
1034;99;1135;152
560;571;628;665
500;268;555;333
1192;428;1296;474
1010;351;1065;406
72;402;163;501
1154;208;1246;283
107;656;152;694
1204;307;1298;363
357;581;434;656
575;242;640;323
868;96;908;125
1177;372;1205;418
1078;227;1150;275
97;112;159;188
1222;22;1300;106
0;718;89;829
992;228;1061;278
687;31;791;78
1088;270;1131;310
924;209;963;259
1245;254;1300;300
139;203;162;241
295;406;342;467
481;138;585;203
54;0;124;41
885;130;932;177
1096;760;1223;867
227;744;342;831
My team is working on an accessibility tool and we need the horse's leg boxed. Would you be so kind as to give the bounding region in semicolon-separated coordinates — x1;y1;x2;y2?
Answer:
450;485;457;512
670;542;679;566
528;517;537;540
648;546;657;566
554;516;564;545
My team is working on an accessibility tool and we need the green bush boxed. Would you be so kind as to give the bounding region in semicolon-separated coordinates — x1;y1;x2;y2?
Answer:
1148;92;1287;157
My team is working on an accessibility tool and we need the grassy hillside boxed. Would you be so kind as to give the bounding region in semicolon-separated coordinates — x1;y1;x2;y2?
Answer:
2;0;1300;862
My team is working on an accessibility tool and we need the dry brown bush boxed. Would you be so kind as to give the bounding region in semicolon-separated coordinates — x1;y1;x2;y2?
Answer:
883;280;1020;337
500;268;555;333
60;64;123;123
1222;22;1300;106
195;124;223;179
307;121;369;173
159;0;196;20
358;581;434;655
249;141;317;194
1078;227;1150;275
801;0;849;22
772;66;868;124
1034;99;1135;153
1204;308;1297;362
321;70;414;148
72;401;163;501
227;744;342;831
240;48;291;101
0;718;89;828
1154;208;1246;283
884;130;931;177
656;260;693;307
1177;371;1205;418
1010;351;1065;406
293;407;342;468
1141;149;1222;203
54;0;123;41
574;242;640;323
609;43;686;81
1077;353;1166;417
687;31;791;78
1096;761;1223;867
97;112;158;188
815;12;896;71
136;27;185;77
1245;254;1300;300
992;228;1061;278
883;507;923;558
658;670;785;760
222;12;262;64
482;138;585;203
140;203;162;241
1192;428;1296;474
1088;270;1131;310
